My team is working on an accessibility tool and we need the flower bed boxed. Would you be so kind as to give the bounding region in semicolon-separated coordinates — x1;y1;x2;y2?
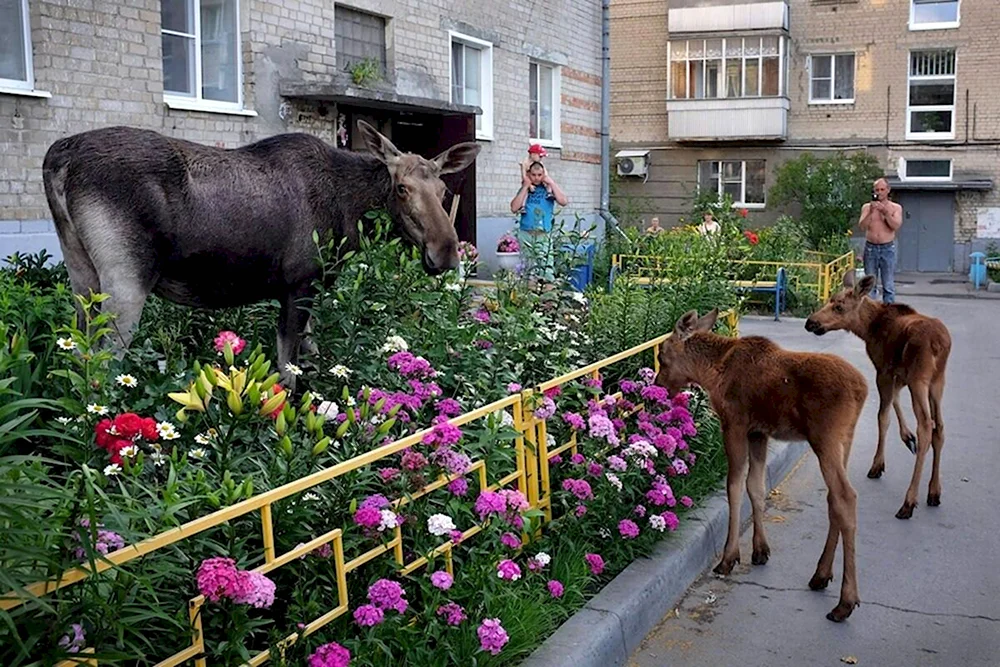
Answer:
0;217;732;666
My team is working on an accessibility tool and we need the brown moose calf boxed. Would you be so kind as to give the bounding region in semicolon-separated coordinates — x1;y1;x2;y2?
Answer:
805;272;952;520
656;309;868;622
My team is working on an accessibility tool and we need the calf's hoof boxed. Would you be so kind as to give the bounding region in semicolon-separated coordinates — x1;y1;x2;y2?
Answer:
866;462;884;479
903;434;917;454
751;546;770;566
713;556;739;576
826;600;860;623
927;493;941;507
895;502;916;520
808;573;832;591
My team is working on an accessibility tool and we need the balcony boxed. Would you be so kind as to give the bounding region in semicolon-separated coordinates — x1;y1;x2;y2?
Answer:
666;97;789;142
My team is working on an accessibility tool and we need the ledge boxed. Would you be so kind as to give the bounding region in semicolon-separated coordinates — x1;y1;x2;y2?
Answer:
0;86;52;99
164;97;258;117
280;76;480;117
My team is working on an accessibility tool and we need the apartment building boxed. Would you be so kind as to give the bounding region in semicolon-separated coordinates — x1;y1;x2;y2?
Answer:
0;0;604;274
611;0;1000;273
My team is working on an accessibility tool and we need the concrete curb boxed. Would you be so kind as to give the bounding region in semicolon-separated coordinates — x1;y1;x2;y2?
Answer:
519;439;810;667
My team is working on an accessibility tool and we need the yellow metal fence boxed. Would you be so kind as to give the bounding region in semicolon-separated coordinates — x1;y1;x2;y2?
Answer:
611;250;855;303
4;313;739;667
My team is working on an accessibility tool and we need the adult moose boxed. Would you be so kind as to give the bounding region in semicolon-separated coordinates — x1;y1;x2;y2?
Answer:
655;309;868;622
805;272;952;520
42;122;480;390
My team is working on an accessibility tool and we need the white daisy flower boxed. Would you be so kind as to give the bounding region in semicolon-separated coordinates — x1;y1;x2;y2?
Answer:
56;337;77;351
157;422;179;440
345;396;356;407
150;452;167;467
284;363;303;376
119;445;138;458
86;404;109;415
103;464;121;476
371;303;386;312
303;492;320;502
328;365;352;378
150;443;162;453
188;448;207;461
312;393;325;403
115;374;138;388
56;417;73;425
194;433;212;445
444;282;462;292
427;513;457;537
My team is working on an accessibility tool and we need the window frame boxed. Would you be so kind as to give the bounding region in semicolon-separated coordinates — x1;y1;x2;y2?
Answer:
667;36;786;101
529;60;562;149
161;0;249;115
697;159;767;209
909;0;960;31
906;48;957;141
0;0;50;97
808;53;856;105
448;31;494;142
898;157;953;182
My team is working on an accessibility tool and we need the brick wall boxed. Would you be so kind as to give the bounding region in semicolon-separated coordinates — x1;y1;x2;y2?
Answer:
0;0;602;259
609;0;669;145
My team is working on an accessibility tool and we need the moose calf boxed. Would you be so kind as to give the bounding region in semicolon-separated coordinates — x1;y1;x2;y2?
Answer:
656;309;868;622
805;272;952;520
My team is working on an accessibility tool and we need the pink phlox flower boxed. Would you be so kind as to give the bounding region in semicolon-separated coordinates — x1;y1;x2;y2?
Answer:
672;458;690;476
561;478;594;501
607;455;627;472
640;385;670;405
661;511;680;531
447;477;469;496
213;330;246;355
547;580;565;598
474;490;508;520
368;579;408;614
437;601;467;626
497;559;522;581
618;519;640;539
478;618;510;655
586;462;604;477
681;495;694;508
473;309;491;324
436;398;462;417
638;367;656;384
308;642;351;667
570;453;586;465
360;494;390;510
196;557;242;602
562;412;586;431
534;397;556;420
430;571;454;590
501;532;522;549
422;422;463;447
353;506;382;529
585;553;605;575
353;604;385;627
232;570;276;609
401;449;428;471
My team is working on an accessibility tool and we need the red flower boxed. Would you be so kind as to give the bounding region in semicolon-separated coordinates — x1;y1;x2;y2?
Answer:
739;208;749;218
113;413;144;439
94;412;160;462
743;230;759;245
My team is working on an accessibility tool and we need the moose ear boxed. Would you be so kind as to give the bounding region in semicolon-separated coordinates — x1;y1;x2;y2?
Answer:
695;307;719;332
673;310;700;340
358;120;401;165
431;142;482;175
842;270;856;289
856;274;876;297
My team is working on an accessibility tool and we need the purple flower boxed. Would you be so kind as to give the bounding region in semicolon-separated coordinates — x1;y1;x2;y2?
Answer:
354;506;382;528
640;385;670;405
497;559;522;581
308;642;351;667
534;397;557;420
570;453;586;465
360;494;390;510
475;490;508;520
354;604;385;627
450;529;465;544
586;462;604;477
473;309;491;324
474;339;494;349
437;601;467;626
58;623;86;654
661;511;680;531
433;448;472;475
618;519;640;540
507;382;522;393
548;454;563;465
401;449;428;471
574;504;587;518
478;618;510;655
680;495;694;508
619;379;640;394
634;504;647;517
588;413;619;445
585;553;605;575
431;571;454;590
638;367;656;384
368;579;408;614
436;398;463;417
501;532;521;549
379;467;400;481
672;458;689;476
447;477;469;496
562;412;586;430
607;455;627;472
547;580;565;598
422;422;463;447
561;478;594;501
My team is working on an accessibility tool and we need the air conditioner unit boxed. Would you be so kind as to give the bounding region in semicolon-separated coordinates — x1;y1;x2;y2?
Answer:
616;150;650;178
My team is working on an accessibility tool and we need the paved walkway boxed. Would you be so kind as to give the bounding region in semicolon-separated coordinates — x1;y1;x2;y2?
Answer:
630;297;1000;667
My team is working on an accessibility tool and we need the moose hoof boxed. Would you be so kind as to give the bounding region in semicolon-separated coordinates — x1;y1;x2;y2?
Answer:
903;434;917;454
867;463;884;479
808;573;832;591
895;502;916;520
826;600;859;623
927;493;941;507
751;546;770;566
713;557;738;576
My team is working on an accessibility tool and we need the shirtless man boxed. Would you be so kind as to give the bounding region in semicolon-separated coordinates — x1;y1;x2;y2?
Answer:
858;177;903;303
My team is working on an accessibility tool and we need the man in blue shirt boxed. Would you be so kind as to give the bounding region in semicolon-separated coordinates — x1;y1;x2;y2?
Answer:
509;161;569;282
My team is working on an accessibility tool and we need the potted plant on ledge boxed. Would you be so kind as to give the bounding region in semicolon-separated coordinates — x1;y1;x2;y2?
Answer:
496;232;521;272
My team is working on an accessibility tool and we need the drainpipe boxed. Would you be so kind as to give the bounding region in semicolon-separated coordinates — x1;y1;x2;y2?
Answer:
600;0;626;242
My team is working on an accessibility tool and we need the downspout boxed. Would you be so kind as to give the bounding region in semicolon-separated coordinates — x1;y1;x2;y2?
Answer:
600;0;626;242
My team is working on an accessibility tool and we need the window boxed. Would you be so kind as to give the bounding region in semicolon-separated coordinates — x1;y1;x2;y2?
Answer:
161;0;243;111
669;36;785;100
0;0;34;92
697;160;766;207
907;49;956;140
335;6;387;77
910;0;960;30
529;61;561;147
899;157;952;181
809;54;855;103
450;33;493;141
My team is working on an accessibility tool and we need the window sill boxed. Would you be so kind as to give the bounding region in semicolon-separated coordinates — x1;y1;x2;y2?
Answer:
909;21;960;31
735;203;766;210
164;97;258;117
0;86;52;99
475;133;494;142
808;99;855;106
905;133;956;142
530;139;562;150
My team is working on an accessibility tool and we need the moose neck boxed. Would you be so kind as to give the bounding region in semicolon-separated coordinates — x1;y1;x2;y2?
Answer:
853;298;886;341
682;332;737;396
322;152;395;247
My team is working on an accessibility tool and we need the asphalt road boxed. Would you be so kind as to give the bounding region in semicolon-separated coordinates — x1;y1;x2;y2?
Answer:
629;297;1000;667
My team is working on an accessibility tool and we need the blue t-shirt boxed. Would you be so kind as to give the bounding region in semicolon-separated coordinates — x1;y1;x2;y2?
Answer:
519;186;555;232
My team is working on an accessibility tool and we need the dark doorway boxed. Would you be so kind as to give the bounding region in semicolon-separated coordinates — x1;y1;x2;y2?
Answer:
894;191;954;272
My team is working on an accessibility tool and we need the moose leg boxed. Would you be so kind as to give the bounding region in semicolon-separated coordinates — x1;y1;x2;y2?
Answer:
927;375;946;507
814;441;860;622
100;268;151;353
277;286;312;393
747;432;770;565
868;373;894;479
893;394;917;454
61;242;102;331
897;382;933;519
714;425;749;576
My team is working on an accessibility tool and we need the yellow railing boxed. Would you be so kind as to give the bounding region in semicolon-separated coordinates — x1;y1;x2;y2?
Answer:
611;250;855;303
4;314;738;667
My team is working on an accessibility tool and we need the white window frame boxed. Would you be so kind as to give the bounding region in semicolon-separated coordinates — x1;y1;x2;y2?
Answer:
529;60;561;149
0;0;50;98
698;159;767;209
161;0;253;116
667;36;786;101
898;157;953;182
448;31;493;142
906;49;956;141
808;53;855;105
909;0;961;31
